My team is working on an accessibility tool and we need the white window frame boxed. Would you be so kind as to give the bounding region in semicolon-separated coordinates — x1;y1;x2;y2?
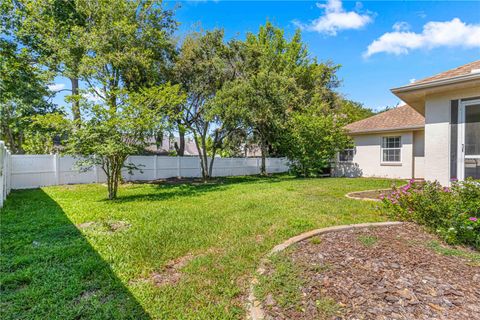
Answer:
457;98;480;181
381;136;402;164
338;148;355;163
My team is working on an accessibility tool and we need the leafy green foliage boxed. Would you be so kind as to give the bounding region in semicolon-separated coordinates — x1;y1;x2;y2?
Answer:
67;84;184;199
0;38;58;153
61;1;180;199
215;22;357;175
338;99;375;123
173;29;234;180
281;105;351;176
381;179;480;248
23;113;72;154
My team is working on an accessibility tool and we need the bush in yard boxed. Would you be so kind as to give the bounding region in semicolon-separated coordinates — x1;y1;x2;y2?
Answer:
281;105;351;177
381;178;480;249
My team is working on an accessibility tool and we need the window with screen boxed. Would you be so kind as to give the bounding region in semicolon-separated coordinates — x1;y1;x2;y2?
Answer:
382;136;401;162
339;149;354;162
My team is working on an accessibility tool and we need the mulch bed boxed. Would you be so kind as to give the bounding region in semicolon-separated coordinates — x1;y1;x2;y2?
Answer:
262;223;480;320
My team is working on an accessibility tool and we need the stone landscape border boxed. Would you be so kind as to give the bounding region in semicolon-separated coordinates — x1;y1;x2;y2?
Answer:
246;221;403;320
345;188;388;202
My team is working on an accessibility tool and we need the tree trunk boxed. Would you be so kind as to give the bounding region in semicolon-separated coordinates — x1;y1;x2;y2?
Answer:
260;141;267;176
208;144;217;178
105;156;123;200
192;131;207;181
70;77;81;125
175;123;185;156
208;130;222;178
200;131;210;181
155;131;163;151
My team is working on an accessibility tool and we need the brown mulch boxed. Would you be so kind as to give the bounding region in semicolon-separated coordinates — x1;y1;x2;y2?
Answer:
263;223;480;320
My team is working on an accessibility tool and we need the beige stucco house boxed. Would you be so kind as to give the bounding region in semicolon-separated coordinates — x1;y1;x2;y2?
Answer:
335;60;480;185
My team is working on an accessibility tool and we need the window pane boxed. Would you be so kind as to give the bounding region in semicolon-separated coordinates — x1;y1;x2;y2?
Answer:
339;149;354;162
465;159;480;179
382;136;401;148
392;149;400;161
465;104;480;156
383;148;400;162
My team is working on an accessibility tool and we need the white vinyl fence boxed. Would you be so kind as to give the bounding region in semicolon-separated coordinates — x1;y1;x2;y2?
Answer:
4;153;289;192
0;142;12;207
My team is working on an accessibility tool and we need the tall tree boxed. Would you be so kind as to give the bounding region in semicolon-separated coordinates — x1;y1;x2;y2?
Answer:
0;37;57;153
64;0;181;199
9;0;88;123
215;23;309;174
216;22;344;175
173;29;234;180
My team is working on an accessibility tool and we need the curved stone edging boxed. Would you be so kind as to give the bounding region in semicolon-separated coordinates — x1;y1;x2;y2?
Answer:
246;221;403;320
345;189;387;202
345;180;410;202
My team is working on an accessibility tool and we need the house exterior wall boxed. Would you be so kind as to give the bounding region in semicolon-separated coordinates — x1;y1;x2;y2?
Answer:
413;130;425;179
334;131;415;179
424;87;480;185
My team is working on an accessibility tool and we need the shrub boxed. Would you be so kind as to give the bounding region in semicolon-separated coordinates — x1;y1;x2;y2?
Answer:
380;178;480;249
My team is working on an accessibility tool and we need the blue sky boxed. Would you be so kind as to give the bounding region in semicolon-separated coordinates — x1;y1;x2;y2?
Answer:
51;0;480;113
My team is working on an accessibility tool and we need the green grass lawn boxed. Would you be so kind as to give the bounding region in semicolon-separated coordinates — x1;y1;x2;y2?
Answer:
0;175;401;319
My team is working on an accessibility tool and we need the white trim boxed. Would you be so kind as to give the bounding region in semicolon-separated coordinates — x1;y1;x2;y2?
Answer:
458;99;480;180
391;73;480;93
381;136;402;163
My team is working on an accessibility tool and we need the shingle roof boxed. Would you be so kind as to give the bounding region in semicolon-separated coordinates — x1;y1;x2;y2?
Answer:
413;60;480;85
345;105;424;134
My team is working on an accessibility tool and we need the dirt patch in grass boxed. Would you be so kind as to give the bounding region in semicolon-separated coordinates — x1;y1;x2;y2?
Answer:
348;189;394;201
260;223;480;320
76;220;131;233
150;247;225;287
151;253;197;287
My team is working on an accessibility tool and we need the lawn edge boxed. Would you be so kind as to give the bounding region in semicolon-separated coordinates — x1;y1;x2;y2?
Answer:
246;221;403;320
345;180;409;202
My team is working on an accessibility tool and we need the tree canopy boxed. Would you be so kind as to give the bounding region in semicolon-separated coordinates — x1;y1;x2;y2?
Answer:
1;3;375;198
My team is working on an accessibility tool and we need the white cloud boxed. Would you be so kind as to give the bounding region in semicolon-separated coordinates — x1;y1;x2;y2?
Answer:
364;18;480;58
392;21;410;32
294;0;373;36
85;87;104;103
48;83;65;92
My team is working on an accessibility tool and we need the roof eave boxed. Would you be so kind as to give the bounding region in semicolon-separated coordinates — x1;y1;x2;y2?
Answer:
347;125;425;135
391;73;480;94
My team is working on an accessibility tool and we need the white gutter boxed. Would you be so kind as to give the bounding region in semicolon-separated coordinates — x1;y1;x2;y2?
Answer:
391;72;480;93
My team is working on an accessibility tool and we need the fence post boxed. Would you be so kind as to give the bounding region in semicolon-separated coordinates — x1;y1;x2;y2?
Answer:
177;156;181;178
53;153;60;185
0;142;4;208
153;155;158;180
6;150;11;195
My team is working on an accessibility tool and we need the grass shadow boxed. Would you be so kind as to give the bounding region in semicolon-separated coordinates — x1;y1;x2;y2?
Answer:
0;189;150;319
113;173;291;203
